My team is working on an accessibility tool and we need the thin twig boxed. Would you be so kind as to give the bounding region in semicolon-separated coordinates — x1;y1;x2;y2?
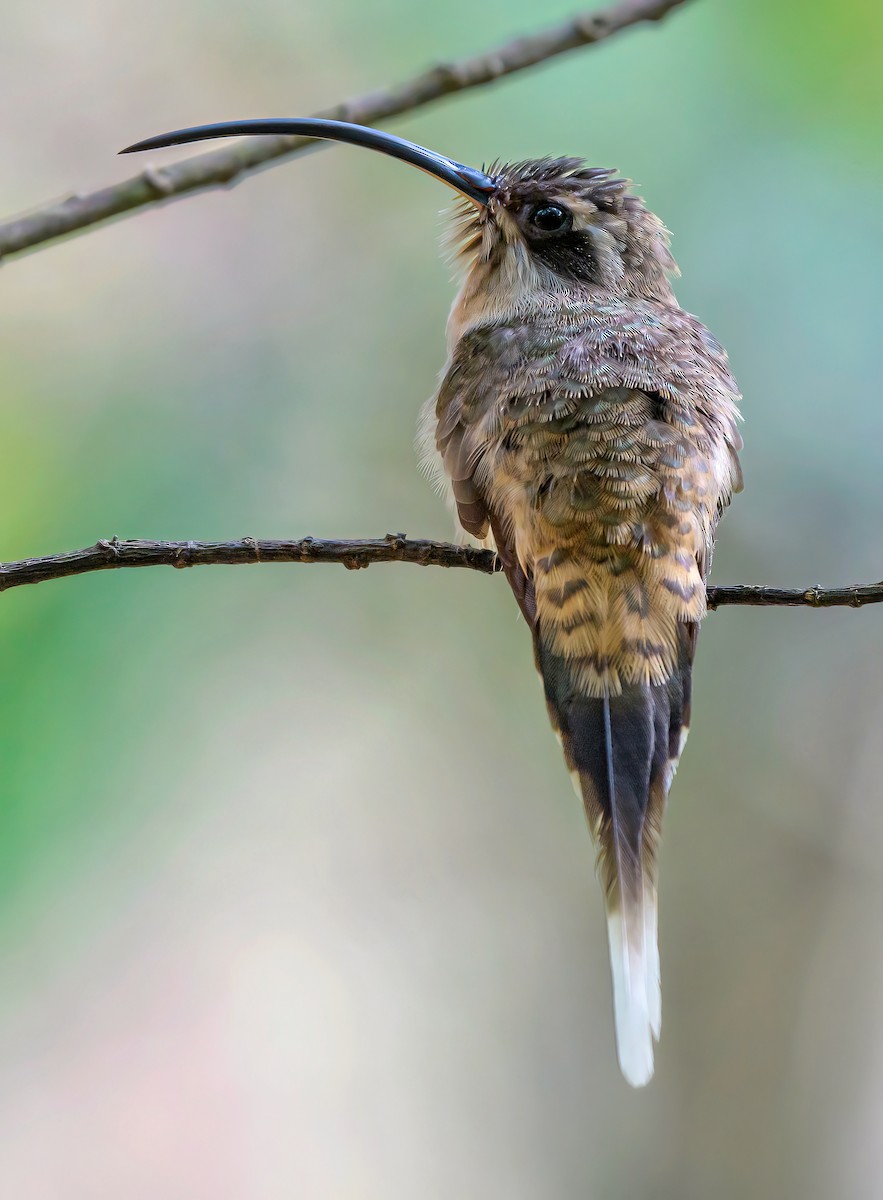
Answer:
705;582;883;610
0;0;690;262
0;536;498;591
0;535;879;610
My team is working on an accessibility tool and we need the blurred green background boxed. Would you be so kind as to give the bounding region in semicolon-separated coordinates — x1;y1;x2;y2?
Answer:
1;0;882;1196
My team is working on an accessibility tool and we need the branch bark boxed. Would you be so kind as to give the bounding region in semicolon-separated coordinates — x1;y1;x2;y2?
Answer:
0;0;689;262
1;535;880;610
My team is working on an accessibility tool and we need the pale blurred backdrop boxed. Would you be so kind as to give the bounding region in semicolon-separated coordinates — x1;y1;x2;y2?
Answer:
0;1;882;1196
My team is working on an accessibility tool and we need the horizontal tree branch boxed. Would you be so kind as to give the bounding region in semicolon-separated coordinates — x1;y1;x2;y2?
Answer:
0;536;497;591
0;0;689;261
1;535;881;610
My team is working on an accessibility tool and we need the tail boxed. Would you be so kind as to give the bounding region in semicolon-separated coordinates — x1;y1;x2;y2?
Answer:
538;642;691;1087
605;699;663;1088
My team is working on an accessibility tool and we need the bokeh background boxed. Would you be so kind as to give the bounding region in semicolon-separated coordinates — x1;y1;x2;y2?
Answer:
1;1;882;1196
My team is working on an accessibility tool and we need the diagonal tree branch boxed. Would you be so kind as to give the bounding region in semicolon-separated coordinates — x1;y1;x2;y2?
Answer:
1;535;881;610
0;0;689;262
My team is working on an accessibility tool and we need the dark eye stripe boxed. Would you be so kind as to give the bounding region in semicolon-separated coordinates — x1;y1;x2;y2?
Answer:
528;229;599;284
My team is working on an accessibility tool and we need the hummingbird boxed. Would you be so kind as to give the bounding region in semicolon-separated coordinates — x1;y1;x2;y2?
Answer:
122;119;743;1086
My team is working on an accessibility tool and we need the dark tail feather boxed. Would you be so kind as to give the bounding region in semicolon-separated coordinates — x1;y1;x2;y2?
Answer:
538;642;690;1086
590;687;670;1086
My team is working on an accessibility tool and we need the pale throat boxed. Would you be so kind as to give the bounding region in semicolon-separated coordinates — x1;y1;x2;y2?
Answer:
445;241;568;348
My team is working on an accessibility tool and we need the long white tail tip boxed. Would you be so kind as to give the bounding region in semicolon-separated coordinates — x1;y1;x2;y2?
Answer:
607;908;657;1088
644;893;661;1040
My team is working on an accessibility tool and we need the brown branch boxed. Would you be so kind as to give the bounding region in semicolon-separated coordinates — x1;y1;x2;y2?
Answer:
705;582;883;610
0;536;498;591
0;0;690;262
1;535;880;610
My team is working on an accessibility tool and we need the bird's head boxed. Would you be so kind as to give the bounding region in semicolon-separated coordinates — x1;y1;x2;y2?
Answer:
446;156;677;320
121;118;678;329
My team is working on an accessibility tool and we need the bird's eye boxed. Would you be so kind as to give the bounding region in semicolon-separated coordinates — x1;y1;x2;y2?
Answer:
528;203;571;234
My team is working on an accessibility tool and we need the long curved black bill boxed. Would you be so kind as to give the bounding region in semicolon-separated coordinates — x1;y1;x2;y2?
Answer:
120;118;497;206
